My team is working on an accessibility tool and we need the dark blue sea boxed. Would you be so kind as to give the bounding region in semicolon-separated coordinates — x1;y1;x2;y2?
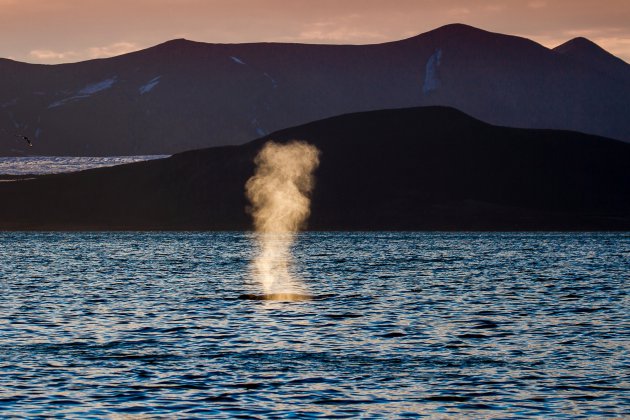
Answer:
0;232;628;418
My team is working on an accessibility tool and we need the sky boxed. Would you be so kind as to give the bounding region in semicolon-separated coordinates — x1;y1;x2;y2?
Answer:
1;0;628;64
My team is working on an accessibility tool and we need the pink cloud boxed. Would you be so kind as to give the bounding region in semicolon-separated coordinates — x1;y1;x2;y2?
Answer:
87;42;138;59
28;42;140;63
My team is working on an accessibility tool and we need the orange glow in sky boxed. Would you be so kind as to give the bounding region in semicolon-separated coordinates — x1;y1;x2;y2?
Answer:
1;0;628;63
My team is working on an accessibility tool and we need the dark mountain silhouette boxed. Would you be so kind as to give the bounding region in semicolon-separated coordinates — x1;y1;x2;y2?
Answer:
1;24;629;156
553;37;630;82
0;106;628;230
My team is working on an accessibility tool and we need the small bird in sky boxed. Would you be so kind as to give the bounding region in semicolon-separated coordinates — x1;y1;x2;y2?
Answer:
19;135;33;147
1;129;33;147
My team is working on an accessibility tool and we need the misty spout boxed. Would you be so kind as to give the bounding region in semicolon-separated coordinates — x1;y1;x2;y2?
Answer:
245;141;320;299
246;141;320;233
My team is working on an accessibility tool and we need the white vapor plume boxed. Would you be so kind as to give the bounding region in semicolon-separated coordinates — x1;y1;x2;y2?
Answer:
245;140;320;300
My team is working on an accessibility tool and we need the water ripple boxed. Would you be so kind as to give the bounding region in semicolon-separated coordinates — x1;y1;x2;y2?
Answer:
0;232;628;417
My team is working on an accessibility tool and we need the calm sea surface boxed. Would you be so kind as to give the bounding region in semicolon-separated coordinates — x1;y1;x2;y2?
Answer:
0;232;628;418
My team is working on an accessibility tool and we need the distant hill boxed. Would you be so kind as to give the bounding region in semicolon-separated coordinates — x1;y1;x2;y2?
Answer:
0;24;629;156
0;106;628;230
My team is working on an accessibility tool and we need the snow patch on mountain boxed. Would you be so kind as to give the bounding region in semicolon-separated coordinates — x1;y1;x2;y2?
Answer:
78;77;117;95
230;56;246;65
1;98;17;108
139;76;161;95
251;117;267;137
48;96;88;109
7;111;19;128
48;77;118;109
423;49;442;94
264;72;278;89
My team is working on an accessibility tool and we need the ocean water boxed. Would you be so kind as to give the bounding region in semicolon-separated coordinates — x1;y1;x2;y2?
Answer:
0;232;628;418
0;156;169;176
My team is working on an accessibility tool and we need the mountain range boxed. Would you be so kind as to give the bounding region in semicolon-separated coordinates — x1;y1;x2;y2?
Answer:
1;106;628;230
1;24;629;156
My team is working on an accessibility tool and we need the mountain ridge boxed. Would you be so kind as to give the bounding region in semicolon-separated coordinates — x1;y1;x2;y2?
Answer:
0;106;627;231
1;24;628;156
5;24;621;65
553;36;630;81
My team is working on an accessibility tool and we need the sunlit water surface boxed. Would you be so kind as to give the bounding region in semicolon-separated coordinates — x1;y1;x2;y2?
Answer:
0;232;628;418
0;156;168;176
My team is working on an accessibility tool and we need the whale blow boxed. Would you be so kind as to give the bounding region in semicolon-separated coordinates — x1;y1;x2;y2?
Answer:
245;141;320;300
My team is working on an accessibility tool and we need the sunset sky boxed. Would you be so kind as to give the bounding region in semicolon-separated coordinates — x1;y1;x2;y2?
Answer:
1;0;628;64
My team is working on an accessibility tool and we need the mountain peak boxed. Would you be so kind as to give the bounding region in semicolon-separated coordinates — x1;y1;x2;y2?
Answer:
417;23;493;39
134;37;210;59
400;22;551;62
433;23;485;32
555;37;608;56
554;36;630;80
153;38;196;48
